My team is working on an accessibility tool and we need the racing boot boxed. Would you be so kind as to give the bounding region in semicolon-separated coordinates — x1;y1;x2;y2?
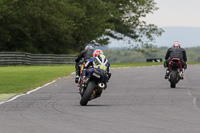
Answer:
79;87;84;97
75;70;80;83
164;68;169;79
179;69;184;80
75;75;79;83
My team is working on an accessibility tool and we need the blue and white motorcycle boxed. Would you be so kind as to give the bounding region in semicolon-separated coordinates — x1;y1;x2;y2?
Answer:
79;67;110;106
78;54;111;106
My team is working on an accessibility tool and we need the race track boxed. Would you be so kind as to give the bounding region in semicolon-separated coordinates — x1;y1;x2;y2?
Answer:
0;65;200;133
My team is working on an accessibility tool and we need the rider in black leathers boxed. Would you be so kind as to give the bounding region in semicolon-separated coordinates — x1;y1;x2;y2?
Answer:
164;41;187;79
75;45;94;83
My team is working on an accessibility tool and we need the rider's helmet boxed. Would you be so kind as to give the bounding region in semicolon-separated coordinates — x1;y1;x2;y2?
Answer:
173;41;180;49
85;45;93;50
93;49;104;57
90;40;95;44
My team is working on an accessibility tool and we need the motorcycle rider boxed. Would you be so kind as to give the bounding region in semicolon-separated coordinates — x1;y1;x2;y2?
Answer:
82;49;111;86
75;44;94;83
164;41;187;79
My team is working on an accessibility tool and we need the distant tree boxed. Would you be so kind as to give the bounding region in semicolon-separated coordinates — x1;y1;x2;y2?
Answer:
103;0;163;50
69;0;114;50
0;0;77;53
0;0;163;53
72;0;164;51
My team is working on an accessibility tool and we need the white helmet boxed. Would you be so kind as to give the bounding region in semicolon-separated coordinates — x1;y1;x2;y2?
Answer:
173;41;180;49
85;45;93;50
93;49;104;57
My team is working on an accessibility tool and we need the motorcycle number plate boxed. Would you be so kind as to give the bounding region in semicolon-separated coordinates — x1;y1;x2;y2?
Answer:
93;73;100;78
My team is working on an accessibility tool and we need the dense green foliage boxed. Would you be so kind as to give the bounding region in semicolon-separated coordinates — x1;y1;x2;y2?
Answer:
104;46;200;63
0;0;162;54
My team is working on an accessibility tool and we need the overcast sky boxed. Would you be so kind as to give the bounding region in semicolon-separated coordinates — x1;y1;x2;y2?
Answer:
109;0;200;48
145;0;200;27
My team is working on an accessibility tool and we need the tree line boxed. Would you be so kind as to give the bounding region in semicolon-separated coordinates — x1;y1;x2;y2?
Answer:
0;0;163;54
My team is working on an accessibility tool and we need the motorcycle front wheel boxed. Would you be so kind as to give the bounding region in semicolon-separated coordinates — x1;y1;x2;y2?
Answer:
80;81;95;106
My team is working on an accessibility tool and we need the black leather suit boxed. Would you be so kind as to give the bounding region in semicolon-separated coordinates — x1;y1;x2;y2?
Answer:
164;47;187;69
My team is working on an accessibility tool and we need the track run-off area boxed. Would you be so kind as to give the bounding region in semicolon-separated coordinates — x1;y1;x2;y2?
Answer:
0;65;200;133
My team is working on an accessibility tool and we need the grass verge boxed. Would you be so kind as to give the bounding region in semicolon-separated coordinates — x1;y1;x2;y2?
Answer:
0;65;74;94
111;62;163;68
0;94;16;102
111;62;200;68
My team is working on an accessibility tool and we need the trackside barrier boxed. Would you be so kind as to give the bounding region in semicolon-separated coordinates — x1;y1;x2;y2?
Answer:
146;58;162;62
0;52;76;65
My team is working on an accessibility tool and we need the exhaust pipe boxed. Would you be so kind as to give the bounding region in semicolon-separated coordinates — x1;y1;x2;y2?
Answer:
99;83;105;89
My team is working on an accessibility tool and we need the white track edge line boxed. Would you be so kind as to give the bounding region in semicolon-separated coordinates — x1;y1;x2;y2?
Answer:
0;80;57;105
188;89;200;112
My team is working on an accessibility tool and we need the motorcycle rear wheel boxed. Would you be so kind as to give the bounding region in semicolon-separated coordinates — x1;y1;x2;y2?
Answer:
80;81;95;106
170;70;177;88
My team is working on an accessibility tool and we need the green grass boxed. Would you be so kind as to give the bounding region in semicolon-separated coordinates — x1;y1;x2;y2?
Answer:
111;62;200;68
187;62;200;65
0;65;75;94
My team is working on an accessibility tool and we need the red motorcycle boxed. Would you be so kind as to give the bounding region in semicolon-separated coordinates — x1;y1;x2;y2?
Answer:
167;58;183;88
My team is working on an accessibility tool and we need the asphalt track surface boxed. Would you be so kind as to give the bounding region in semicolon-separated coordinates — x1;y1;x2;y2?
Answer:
0;65;200;133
